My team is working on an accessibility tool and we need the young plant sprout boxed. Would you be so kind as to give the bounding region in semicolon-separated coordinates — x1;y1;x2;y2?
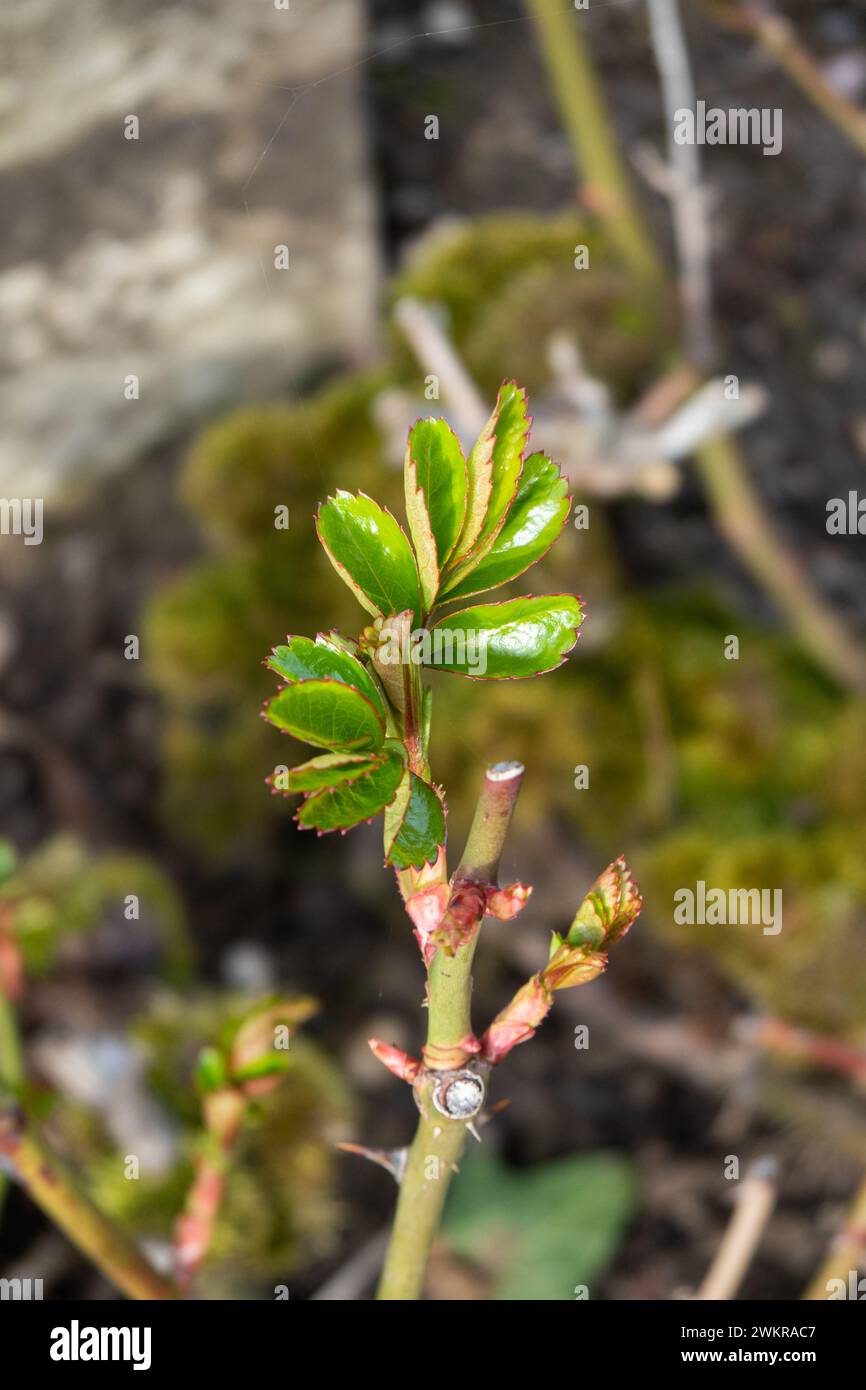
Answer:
262;381;642;1300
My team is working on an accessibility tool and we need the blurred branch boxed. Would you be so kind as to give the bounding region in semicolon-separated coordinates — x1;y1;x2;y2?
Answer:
706;1;866;159
392;296;766;498
525;0;665;289
172;1091;245;1292
697;433;866;692
742;1016;866;1088
0;986;23;1222
0;1087;179;1300
392;299;486;439
0;898;24;1223
312;1228;390;1301
645;0;717;369
695;1156;778;1299
518;0;866;692
804;1172;866;1300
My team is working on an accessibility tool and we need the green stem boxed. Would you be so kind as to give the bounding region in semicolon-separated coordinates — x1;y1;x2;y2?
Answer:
426;942;478;1061
377;762;525;1300
0;989;24;1219
376;1115;468;1300
456;759;526;884
525;0;665;289
0;991;23;1090
0;1088;180;1300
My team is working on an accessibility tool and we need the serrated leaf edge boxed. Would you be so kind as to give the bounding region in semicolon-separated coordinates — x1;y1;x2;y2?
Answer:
437;455;572;604
428;592;585;681
260;676;386;748
315;491;422;623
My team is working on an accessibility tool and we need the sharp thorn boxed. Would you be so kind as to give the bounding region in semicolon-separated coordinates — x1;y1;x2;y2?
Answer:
336;1142;408;1185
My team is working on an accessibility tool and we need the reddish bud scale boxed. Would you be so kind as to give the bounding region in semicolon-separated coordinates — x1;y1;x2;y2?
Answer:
481;974;552;1065
422;1033;482;1072
368;1038;422;1084
486;881;532;920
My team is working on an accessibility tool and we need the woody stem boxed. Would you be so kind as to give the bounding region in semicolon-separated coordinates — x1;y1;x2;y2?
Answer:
377;761;525;1300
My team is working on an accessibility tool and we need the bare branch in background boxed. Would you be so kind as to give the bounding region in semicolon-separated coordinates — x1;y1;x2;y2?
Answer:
389;296;765;500
645;0;717;370
706;0;866;159
392;298;487;439
695;1157;778;1300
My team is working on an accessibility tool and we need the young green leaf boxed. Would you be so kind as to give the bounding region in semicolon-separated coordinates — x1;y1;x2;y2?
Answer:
404;419;468;611
439;453;570;601
230;1053;290;1085
263;678;385;751
195;1045;229;1096
428;594;583;679
267;635;385;721
269;752;386;794
448;381;529;573
384;771;446;869
316;491;422;624
296;748;405;832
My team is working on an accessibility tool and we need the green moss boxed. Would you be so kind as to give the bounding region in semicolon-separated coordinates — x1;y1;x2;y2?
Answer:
391;214;667;400
1;835;192;981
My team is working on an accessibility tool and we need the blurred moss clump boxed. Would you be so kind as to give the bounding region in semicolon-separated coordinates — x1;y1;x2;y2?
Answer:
0;833;192;982
389;213;667;401
79;990;352;1298
631;594;866;1036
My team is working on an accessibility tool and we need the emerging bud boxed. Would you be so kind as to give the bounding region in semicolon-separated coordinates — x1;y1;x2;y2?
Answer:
430;881;487;955
480;858;642;1065
402;846;450;962
542;938;607;991
486;881;532;920
566;855;642;950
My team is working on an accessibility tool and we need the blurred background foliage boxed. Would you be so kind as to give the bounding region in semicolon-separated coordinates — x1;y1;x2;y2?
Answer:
0;834;192;982
442;1148;636;1300
85;991;351;1299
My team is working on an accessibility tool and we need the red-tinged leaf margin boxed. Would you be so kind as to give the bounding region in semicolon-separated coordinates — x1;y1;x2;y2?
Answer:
384;771;447;869
260;676;386;751
293;747;407;836
265;632;386;721
315;490;423;626
438;453;572;603
265;752;385;798
447;381;531;577
428;592;585;681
